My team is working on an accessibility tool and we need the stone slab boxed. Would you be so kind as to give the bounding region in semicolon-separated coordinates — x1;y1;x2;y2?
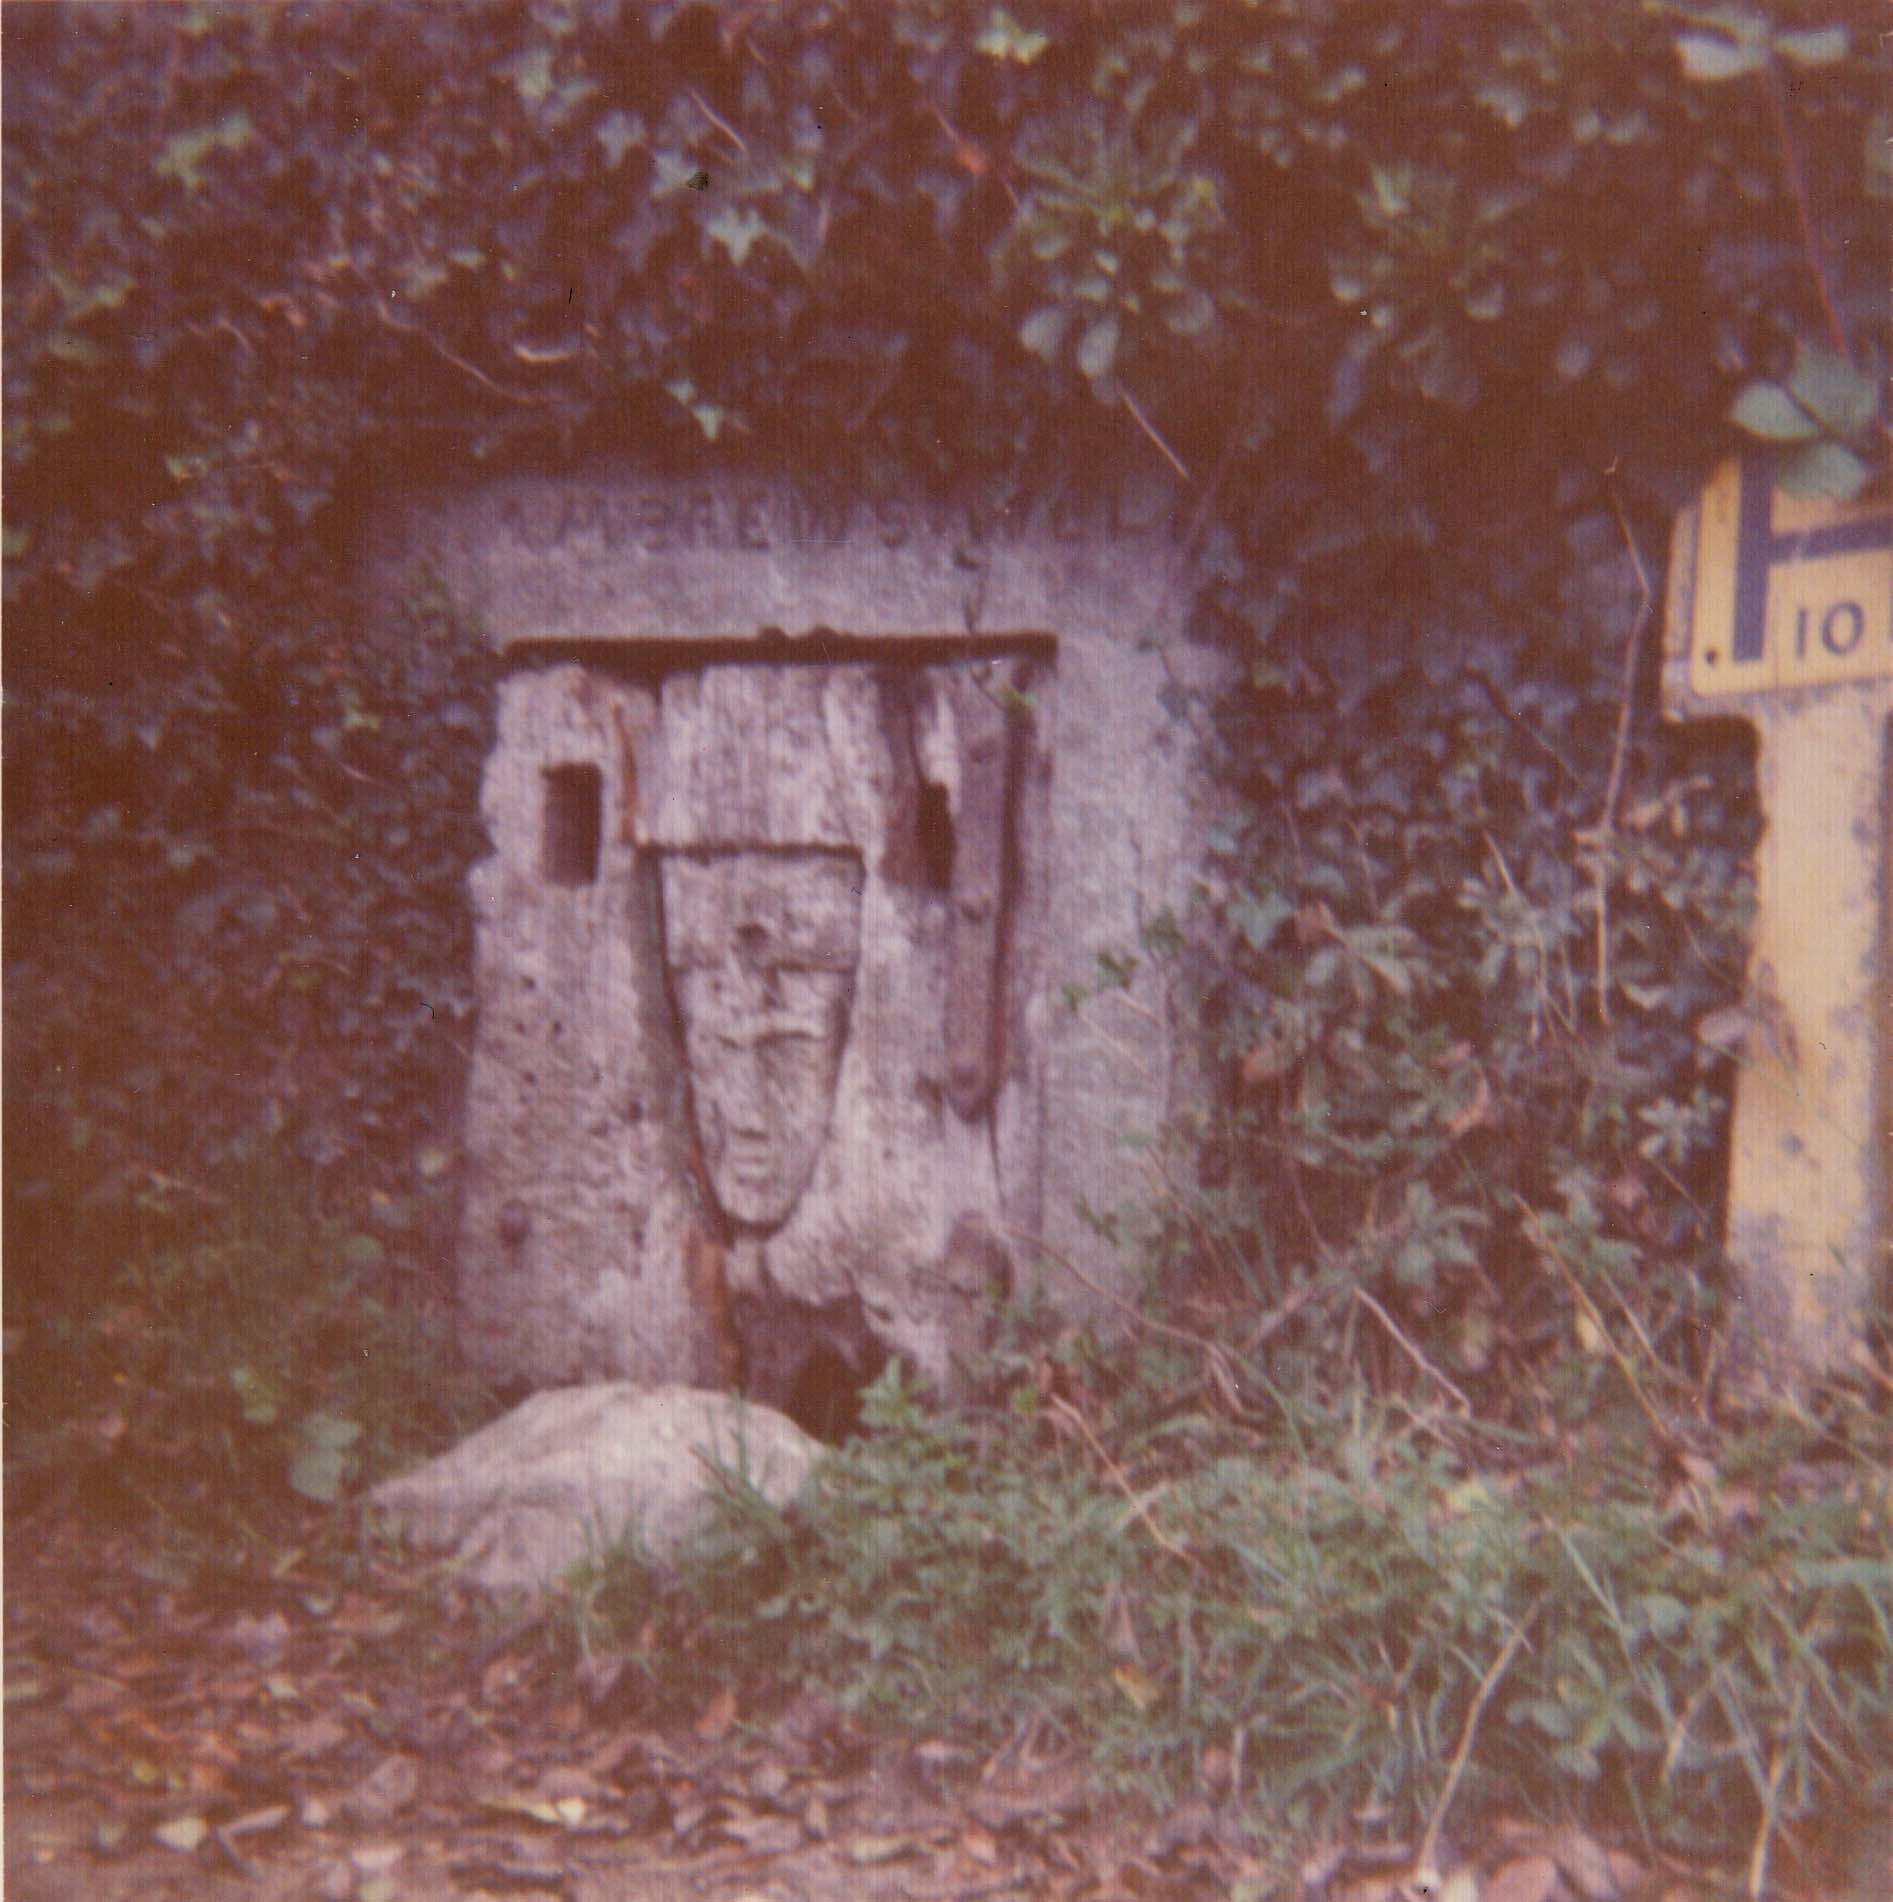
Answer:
364;1385;823;1594
368;468;1189;650
372;462;1226;1406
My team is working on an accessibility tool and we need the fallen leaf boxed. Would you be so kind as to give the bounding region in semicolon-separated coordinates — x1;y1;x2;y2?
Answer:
343;1751;420;1824
1485;1856;1560;1902
482;1653;525;1700
961;1823;1001;1866
1334;1880;1397;1902
223;1804;291;1839
695;1686;738;1740
280;1714;349;1759
849;1832;924;1864
577;1653;625;1705
1113;1661;1158;1711
225;1610;291;1667
314;1858;354;1902
1606;1851;1647;1895
154;1815;209;1853
1147;1798;1218;1858
748;1758;791;1803
713;1811;803;1855
478;1791;573;1827
1543;1826;1618;1901
535;1765;609;1802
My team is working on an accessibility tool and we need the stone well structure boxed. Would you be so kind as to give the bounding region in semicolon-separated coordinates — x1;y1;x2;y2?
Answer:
372;466;1221;1425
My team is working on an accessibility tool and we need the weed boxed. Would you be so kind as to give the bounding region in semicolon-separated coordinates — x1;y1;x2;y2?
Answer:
5;1153;495;1578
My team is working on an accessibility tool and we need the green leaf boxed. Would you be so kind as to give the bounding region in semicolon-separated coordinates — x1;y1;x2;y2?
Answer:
1772;26;1847;67
1231;889;1294;953
705;205;768;268
1018;306;1069;362
1634;1592;1690;1640
1553;334;1594;382
1786;341;1879;438
1076;313;1120;382
503;45;555;107
1162;286;1216;337
1778;439;1872;500
230;1365;281;1427
288;1414;362;1503
1728;380;1818;441
1674;33;1769;82
1867;112;1893;200
595;108;646;169
300;1412;364;1450
287;1443;349;1502
154;110;254;191
975;8;1050;64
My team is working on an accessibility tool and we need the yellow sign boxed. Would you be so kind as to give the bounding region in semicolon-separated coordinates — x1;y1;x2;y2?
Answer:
1679;456;1892;698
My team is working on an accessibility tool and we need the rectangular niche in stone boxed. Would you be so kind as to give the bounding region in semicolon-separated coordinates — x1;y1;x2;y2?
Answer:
457;655;1055;1419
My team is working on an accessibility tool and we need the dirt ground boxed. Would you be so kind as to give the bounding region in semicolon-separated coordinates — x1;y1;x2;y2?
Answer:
4;1506;1234;1902
7;1506;1886;1902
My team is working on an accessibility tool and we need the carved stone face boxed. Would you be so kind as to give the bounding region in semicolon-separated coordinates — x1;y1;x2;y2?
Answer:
657;850;862;1230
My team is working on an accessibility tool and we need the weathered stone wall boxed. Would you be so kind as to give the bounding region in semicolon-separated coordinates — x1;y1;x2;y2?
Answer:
371;467;1222;1418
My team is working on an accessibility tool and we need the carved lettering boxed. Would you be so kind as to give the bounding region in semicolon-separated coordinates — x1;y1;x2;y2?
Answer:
681;488;718;550
506;491;562;552
734;489;771;550
491;478;1163;566
961;495;1031;547
1049;491;1088;543
639;493;675;552
787;491;851;546
875;498;911;549
558;490;600;543
1109;479;1166;537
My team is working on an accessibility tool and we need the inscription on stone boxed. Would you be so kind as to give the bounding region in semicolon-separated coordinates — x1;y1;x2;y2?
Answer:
489;479;1168;560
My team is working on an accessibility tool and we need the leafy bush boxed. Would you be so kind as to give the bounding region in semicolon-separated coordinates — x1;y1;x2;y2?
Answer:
1140;533;1762;1433
6;1156;494;1570
4;0;1885;1246
605;1348;1891;1876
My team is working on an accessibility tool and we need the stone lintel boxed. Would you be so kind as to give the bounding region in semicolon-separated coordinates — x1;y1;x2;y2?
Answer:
374;465;1188;652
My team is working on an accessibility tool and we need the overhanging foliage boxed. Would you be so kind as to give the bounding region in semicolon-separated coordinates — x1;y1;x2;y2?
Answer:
3;0;1885;1303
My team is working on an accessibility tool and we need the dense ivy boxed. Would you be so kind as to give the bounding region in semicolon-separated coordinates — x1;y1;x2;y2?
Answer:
4;2;1886;1347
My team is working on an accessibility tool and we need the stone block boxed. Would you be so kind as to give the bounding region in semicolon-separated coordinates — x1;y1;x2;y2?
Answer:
364;1385;822;1593
367;464;1227;1416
